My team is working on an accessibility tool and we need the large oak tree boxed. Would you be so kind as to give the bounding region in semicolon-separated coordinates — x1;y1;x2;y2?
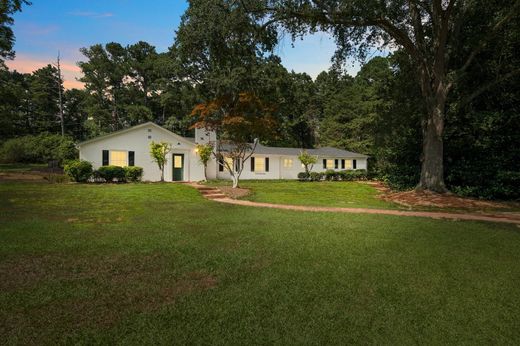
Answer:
242;0;520;192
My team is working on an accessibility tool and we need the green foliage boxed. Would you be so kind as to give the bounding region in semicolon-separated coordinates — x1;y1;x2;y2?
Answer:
196;143;213;180
149;141;172;181
310;171;322;181
196;143;213;165
298;170;368;182
297;172;309;181
96;165;126;183
324;169;337;181
297;151;317;174
63;160;93;182
0;0;30;63
0;133;77;164
124;166;143;182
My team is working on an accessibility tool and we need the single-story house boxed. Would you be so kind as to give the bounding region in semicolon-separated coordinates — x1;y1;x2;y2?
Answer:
78;122;368;182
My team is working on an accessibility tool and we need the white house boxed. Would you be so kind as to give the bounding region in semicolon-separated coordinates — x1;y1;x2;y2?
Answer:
78;122;368;182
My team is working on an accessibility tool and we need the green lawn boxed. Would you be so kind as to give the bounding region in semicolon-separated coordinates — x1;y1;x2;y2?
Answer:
208;179;399;209
1;182;520;344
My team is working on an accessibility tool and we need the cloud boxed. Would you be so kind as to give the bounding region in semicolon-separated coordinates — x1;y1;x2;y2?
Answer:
68;11;114;18
6;54;84;90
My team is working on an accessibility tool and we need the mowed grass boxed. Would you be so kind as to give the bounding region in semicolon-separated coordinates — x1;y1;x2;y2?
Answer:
209;179;398;209
1;182;520;344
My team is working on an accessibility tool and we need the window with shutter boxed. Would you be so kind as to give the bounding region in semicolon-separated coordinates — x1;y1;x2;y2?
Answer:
250;157;255;172
341;159;345;169
335;159;338;169
353;159;357;169
323;159;326;169
265;157;269;172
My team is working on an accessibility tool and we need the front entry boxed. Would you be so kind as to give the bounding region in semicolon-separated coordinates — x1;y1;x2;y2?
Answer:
172;154;184;181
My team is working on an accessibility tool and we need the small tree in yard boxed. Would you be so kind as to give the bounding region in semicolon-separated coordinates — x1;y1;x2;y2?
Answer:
196;143;213;181
298;150;317;176
191;92;276;188
149;141;172;182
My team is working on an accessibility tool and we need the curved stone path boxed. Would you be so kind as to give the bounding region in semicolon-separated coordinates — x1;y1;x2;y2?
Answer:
189;184;520;225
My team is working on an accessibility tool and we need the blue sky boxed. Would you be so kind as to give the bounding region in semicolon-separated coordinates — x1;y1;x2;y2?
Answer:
7;0;361;88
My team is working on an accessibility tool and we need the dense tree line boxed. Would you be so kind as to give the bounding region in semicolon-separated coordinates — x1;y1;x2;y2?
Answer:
0;0;518;199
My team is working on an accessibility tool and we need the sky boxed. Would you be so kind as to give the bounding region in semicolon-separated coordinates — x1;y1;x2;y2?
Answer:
6;0;362;89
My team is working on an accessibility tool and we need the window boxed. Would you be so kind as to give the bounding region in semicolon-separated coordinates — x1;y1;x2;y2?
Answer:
326;159;334;169
174;155;183;168
344;160;353;169
283;158;293;168
110;151;127;167
255;157;265;172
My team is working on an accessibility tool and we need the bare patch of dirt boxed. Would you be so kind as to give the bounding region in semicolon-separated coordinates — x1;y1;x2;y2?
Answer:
366;181;518;212
218;186;251;199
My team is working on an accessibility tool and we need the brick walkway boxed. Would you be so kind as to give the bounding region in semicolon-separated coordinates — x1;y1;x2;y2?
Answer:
189;184;520;225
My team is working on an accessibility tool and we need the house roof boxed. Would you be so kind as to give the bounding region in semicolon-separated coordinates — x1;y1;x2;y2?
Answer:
76;122;196;148
77;122;368;158
221;143;369;158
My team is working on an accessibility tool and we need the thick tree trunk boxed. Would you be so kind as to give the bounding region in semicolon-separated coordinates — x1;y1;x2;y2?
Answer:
417;100;447;193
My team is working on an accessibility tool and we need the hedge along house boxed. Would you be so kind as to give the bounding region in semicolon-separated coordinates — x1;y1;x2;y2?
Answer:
77;122;368;182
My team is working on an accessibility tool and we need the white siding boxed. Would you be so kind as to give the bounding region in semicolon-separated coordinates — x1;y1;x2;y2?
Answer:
79;124;205;182
78;122;368;182
216;155;368;181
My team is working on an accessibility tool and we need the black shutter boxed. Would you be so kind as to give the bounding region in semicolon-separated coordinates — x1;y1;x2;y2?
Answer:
102;150;109;166
218;158;224;172
335;159;338;169
265;157;269;172
353;159;357;169
323;159;327;169
128;151;135;166
251;157;255;172
341;159;345;169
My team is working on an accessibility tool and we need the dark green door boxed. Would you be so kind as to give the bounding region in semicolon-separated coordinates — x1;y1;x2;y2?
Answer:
172;154;184;181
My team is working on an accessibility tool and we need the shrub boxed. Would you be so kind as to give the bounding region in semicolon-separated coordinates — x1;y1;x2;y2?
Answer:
310;172;322;181
297;172;310;181
324;169;337;181
64;160;93;182
337;171;348;181
124;166;143;182
352;169;368;181
96;165;126;183
0;133;77;164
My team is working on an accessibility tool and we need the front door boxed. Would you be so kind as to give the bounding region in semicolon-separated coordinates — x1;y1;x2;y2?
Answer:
172;154;184;181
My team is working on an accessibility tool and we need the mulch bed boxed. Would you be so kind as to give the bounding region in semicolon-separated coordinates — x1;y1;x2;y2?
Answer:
366;181;517;211
218;186;251;199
